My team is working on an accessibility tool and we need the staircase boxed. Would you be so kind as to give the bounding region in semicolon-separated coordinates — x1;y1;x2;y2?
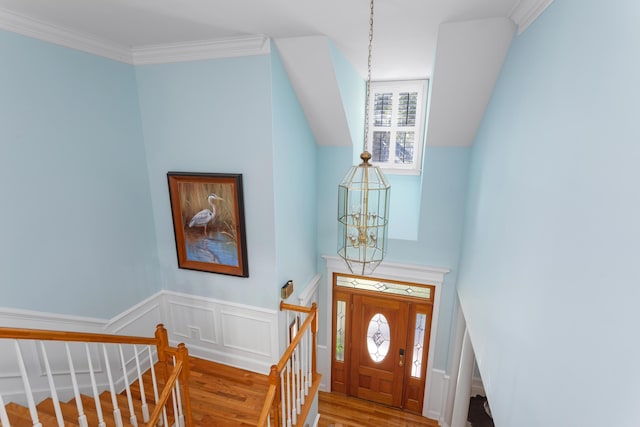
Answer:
0;302;320;427
2;357;274;426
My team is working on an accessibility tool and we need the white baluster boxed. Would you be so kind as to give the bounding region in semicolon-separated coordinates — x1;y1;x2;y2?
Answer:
147;346;165;426
301;327;307;399
279;366;286;427
14;340;42;427
133;345;150;422
65;343;88;427
172;357;184;427
119;344;138;426
103;344;124;427
307;326;313;387
86;343;106;427
306;327;311;391
0;392;12;426
171;386;179;427
287;358;294;427
296;341;303;409
39;342;64;426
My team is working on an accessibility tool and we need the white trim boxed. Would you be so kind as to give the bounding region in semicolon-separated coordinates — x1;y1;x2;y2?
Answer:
424;368;450;422
131;36;270;65
0;7;132;63
0;8;270;65
0;307;107;331
321;255;449;419
509;0;554;34
297;274;321;307
367;79;428;175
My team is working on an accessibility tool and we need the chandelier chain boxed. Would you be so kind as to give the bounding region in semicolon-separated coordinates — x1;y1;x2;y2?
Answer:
363;0;374;153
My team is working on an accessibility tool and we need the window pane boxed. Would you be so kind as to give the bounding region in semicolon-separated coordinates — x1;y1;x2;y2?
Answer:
397;92;418;127
336;301;347;362
372;131;390;162
374;93;393;127
367;313;390;363
411;313;427;378
395;131;414;164
336;275;432;300
335;300;346;361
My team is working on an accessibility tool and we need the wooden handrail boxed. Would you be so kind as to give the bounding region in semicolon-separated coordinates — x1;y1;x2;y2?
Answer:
256;384;277;426
276;309;315;373
279;301;314;313
0;327;158;346
256;302;319;426
146;358;184;426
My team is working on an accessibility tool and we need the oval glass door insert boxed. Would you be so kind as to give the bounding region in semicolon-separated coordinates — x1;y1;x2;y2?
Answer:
367;313;390;362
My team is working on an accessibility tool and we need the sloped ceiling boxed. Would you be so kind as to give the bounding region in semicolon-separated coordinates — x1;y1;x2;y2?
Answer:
0;0;553;147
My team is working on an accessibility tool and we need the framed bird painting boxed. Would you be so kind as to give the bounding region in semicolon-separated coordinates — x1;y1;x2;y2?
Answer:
167;172;249;277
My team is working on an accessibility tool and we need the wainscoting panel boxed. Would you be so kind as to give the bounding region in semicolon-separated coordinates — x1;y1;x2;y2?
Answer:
220;310;273;356
162;291;279;374
0;290;280;403
169;301;218;344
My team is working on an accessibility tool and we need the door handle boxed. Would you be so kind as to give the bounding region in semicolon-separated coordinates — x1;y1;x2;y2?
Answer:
399;348;405;367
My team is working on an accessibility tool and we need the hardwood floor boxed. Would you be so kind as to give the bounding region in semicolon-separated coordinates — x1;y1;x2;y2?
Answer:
318;391;439;427
186;358;438;426
2;355;438;427
186;358;438;427
185;357;271;426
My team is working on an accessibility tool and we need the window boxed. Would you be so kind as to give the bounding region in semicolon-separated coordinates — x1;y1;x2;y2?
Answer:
367;80;428;175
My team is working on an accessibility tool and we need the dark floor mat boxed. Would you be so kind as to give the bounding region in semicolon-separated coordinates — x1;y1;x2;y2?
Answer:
468;395;494;427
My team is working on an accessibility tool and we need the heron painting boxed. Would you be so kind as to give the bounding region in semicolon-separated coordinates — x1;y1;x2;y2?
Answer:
167;172;249;277
188;193;224;236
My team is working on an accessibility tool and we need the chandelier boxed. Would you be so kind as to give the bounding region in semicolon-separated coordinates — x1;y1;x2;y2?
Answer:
337;0;390;276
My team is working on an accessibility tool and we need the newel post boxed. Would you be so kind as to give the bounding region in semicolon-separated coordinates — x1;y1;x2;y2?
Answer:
176;343;193;426
155;324;170;384
269;364;281;427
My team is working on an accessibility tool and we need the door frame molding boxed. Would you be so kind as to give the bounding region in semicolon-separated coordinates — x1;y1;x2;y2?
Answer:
322;255;449;419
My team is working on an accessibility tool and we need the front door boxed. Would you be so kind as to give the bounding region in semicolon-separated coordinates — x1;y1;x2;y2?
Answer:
349;294;408;407
331;273;435;413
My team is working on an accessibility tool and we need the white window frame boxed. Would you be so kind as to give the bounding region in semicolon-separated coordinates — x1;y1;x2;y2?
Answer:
366;79;428;176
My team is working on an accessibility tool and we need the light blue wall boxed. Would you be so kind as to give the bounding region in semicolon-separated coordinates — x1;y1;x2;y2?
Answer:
0;31;160;318
388;147;471;369
457;1;640;426
135;55;280;308
270;44;318;299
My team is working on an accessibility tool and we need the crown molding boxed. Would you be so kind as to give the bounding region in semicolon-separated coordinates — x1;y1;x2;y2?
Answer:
509;0;554;34
0;7;132;63
0;7;270;65
131;35;270;65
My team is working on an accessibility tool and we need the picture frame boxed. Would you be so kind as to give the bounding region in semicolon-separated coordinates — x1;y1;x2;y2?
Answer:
167;172;249;277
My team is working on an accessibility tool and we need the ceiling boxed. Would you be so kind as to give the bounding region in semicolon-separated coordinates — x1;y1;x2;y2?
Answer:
0;0;534;80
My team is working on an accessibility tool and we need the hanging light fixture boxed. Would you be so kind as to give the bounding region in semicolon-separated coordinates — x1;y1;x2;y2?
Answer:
337;0;390;276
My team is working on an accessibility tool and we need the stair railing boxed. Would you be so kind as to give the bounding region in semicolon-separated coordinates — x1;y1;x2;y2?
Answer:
258;302;321;427
0;323;192;427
